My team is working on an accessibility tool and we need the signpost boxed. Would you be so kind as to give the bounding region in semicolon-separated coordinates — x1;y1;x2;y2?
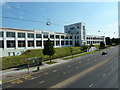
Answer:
27;57;42;74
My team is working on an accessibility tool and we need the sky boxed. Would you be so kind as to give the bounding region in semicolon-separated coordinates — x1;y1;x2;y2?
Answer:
1;1;118;38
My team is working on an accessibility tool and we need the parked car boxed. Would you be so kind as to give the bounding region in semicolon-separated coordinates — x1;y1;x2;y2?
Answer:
102;51;107;55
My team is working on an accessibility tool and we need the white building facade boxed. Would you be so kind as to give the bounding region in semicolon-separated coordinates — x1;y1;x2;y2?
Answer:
0;22;105;57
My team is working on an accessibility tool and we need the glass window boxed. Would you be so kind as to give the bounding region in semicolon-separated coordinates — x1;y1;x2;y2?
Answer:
0;32;3;37
43;34;48;38
0;40;4;48
18;33;25;38
61;41;64;45
28;41;34;47
50;35;54;39
70;41;73;45
61;35;64;39
36;41;42;46
70;36;72;39
7;40;15;48
65;41;69;45
28;33;34;38
56;41;60;46
65;36;69;39
6;32;15;37
36;34;42;38
18;41;25;47
56;35;59;39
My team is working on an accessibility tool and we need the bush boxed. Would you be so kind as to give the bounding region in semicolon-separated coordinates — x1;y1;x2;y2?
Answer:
81;45;89;52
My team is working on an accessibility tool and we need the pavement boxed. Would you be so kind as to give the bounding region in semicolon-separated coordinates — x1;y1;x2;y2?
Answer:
1;46;118;89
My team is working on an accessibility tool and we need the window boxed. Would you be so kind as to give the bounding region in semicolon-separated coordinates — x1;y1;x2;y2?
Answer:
65;36;69;39
36;41;42;46
7;40;15;48
70;36;73;39
83;26;85;30
56;41;60;46
0;32;3;37
28;33;34;38
61;35;64;39
0;40;4;48
77;26;79;28
61;41;64;45
70;27;75;30
6;32;15;37
28;41;34;47
18;33;25;38
77;36;79;39
65;41;69;45
43;34;48;38
56;35;59;39
50;35;54;39
18;41;25;47
36;34;42;38
70;41;73;45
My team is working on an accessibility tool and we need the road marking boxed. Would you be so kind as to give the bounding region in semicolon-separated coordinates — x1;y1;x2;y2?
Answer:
89;84;93;87
53;70;57;72
88;59;90;60
63;72;65;74
79;61;82;63
87;63;89;64
94;59;96;61
102;74;106;77
67;65;71;67
51;55;117;88
31;77;36;80
39;81;45;84
76;66;79;69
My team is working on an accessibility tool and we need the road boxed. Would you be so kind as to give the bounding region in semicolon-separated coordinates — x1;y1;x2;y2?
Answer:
2;46;119;89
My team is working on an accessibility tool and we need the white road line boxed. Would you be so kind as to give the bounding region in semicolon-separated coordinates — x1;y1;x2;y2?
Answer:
39;81;45;84
63;72;65;74
53;70;57;72
31;77;36;80
102;74;106;77
89;84;93;87
67;65;71;67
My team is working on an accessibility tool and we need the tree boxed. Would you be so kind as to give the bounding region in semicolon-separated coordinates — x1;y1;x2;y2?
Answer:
105;37;112;46
99;41;105;48
43;38;55;62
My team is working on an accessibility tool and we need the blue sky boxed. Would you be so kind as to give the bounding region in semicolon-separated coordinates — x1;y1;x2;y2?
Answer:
1;2;118;38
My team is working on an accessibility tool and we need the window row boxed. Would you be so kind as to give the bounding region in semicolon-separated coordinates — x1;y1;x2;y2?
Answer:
0;32;74;39
0;40;73;48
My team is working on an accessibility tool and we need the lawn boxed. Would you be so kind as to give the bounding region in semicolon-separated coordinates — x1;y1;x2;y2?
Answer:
2;47;83;70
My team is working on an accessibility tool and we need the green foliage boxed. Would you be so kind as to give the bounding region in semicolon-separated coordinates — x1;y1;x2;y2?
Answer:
43;38;55;62
99;41;105;49
46;61;57;64
2;47;83;70
81;45;89;52
105;37;112;46
43;38;55;56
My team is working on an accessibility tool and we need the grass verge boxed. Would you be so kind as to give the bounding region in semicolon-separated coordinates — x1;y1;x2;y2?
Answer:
63;49;105;60
46;61;57;64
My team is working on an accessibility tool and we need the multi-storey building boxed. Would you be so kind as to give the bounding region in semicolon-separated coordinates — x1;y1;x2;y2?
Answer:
0;22;105;57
